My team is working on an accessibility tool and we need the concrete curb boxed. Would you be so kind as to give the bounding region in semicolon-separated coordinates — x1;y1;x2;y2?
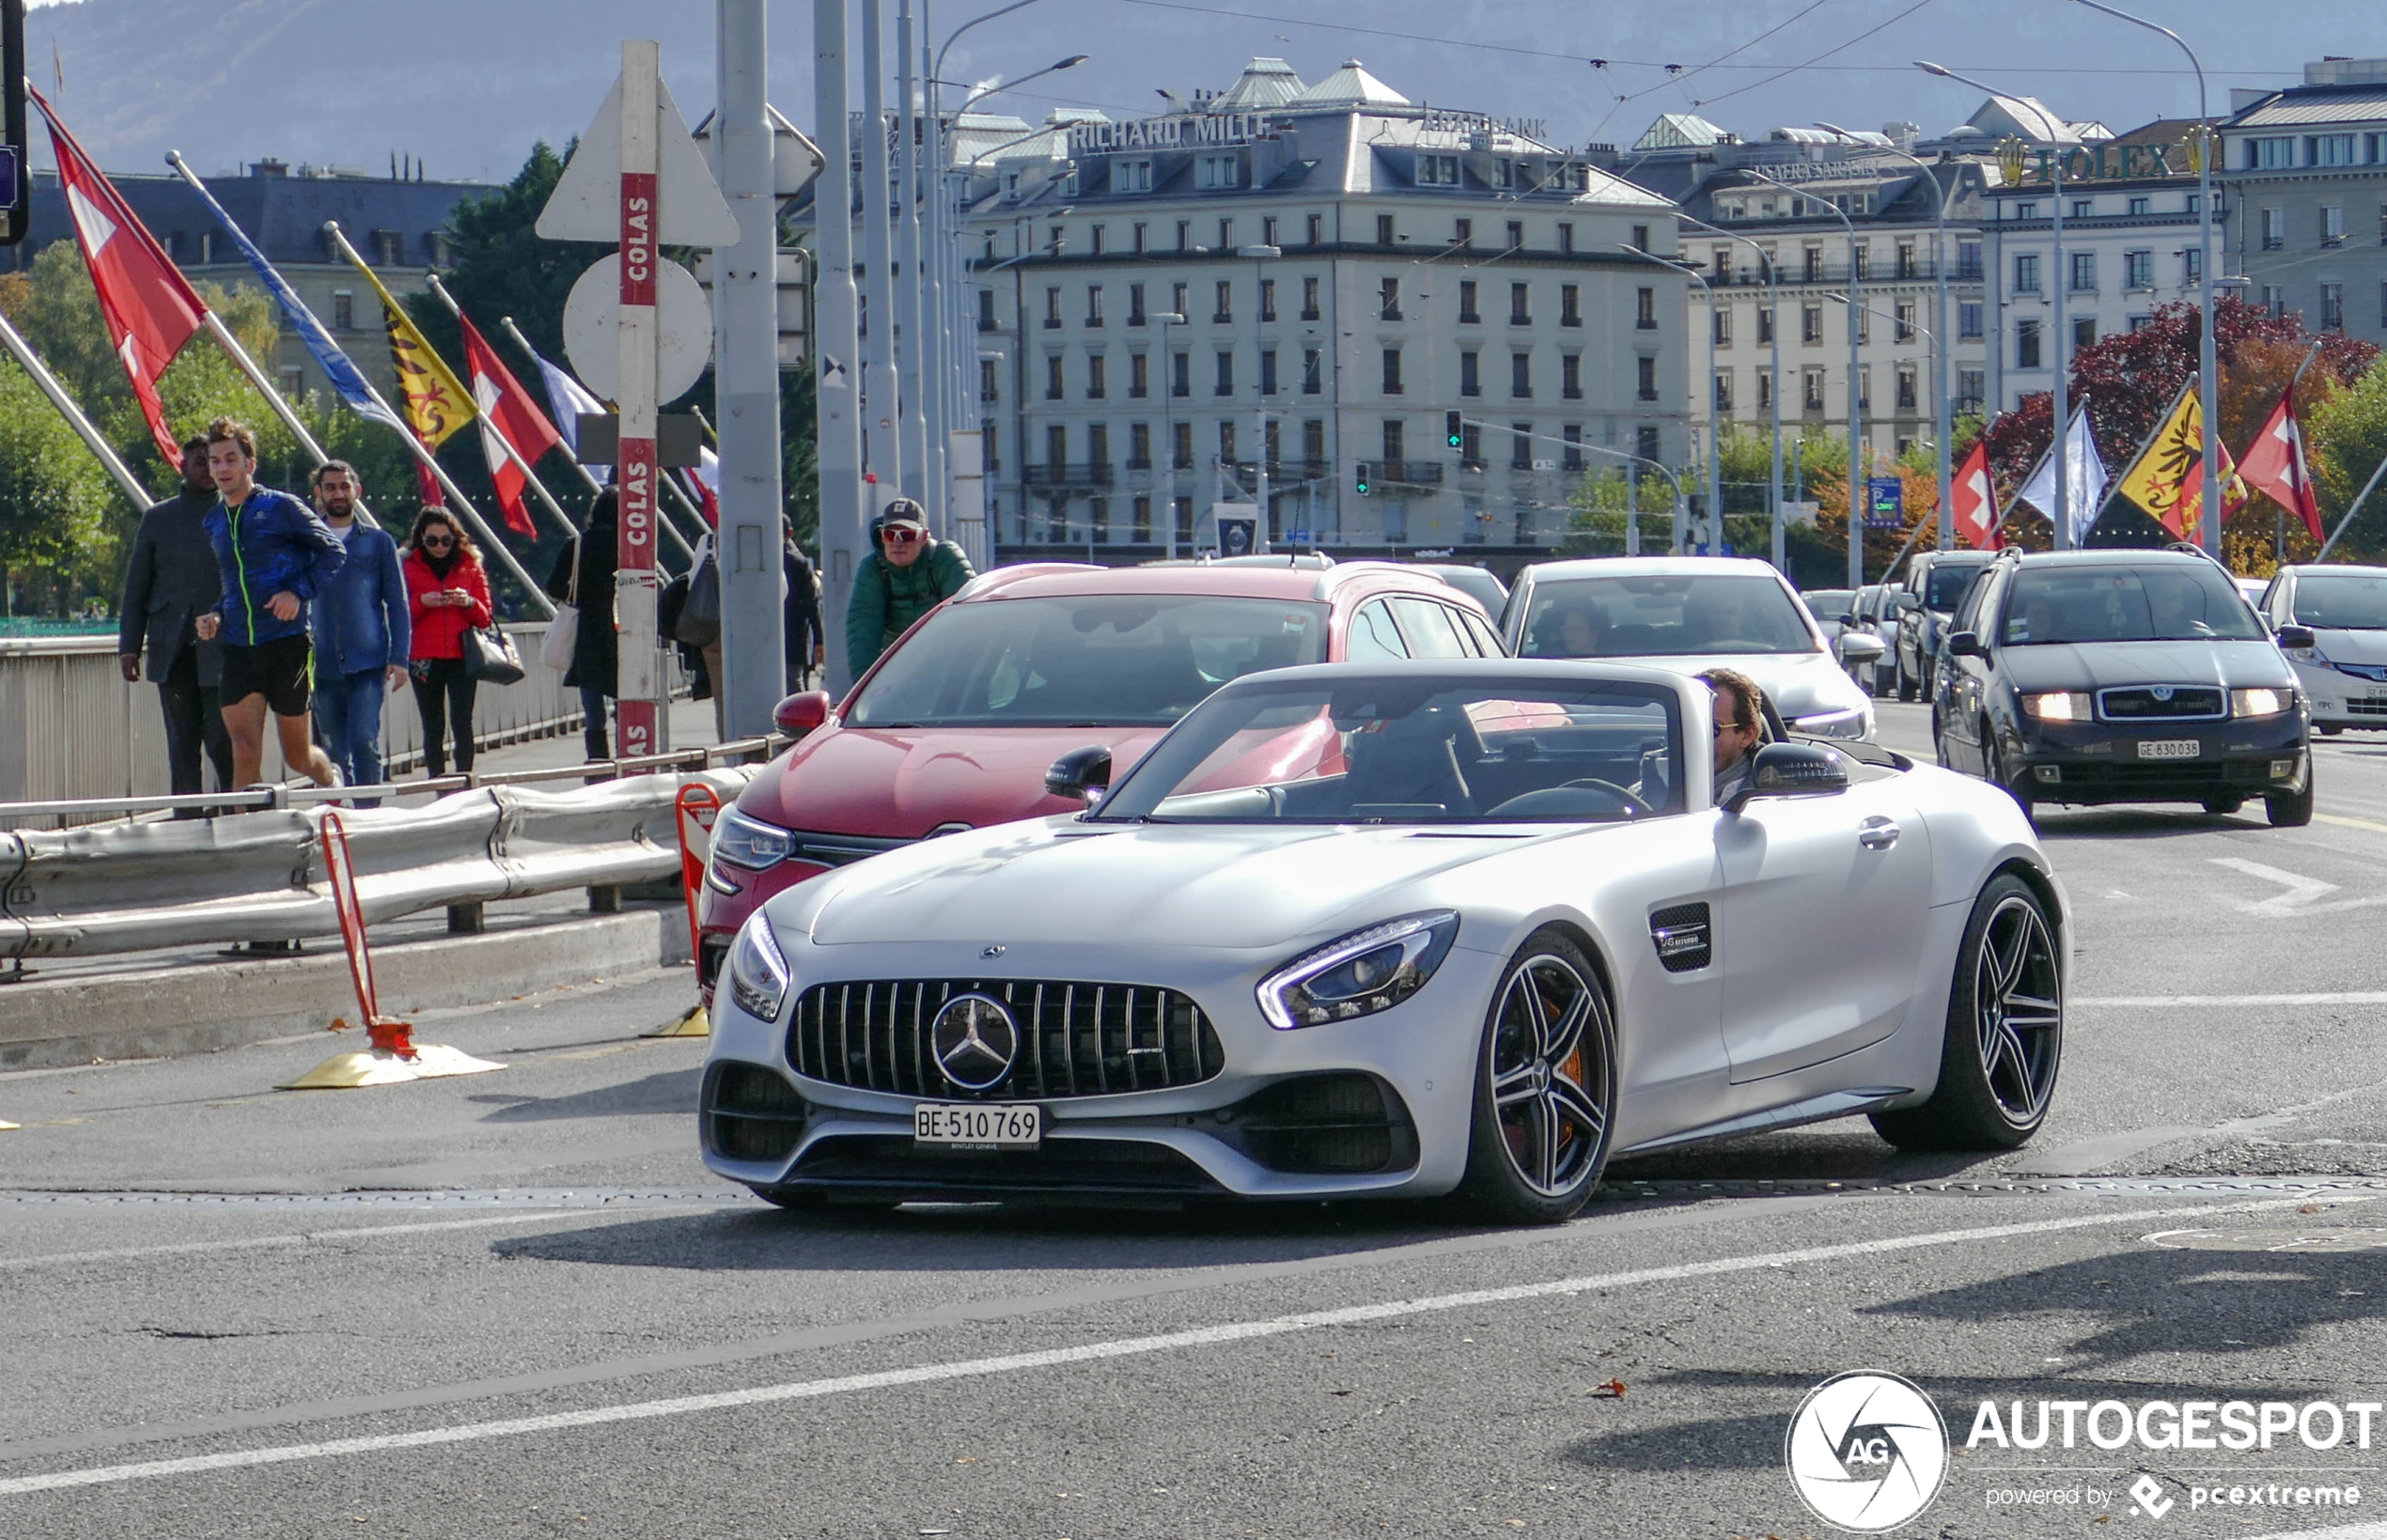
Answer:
0;907;693;1071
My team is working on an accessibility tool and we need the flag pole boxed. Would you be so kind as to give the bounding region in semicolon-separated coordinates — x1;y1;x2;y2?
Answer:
2317;447;2387;563
419;272;587;544
0;307;151;508
491;311;707;552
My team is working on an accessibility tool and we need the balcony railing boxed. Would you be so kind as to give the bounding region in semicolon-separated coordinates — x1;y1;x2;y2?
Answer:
1022;462;1115;487
1380;459;1445;486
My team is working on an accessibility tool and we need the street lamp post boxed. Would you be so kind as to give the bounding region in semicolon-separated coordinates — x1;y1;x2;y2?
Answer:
1677;215;1784;569
1630;244;1716;554
1153;311;1185;556
1747;167;1864;589
2064;0;2219;556
1819;123;1954;552
1918;61;2075;551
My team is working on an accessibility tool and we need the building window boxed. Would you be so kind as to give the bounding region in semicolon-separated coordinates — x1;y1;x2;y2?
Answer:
1174;495;1194;540
1044;286;1063;328
1171;350;1190;397
1132;496;1153;541
1636;356;1657;402
1459;350;1480;397
1128;283;1147;326
1636;425;1660;463
2069;200;2089;220
2262;207;2285;250
1301;276;1320;320
1173;421;1194;469
1262;215;1278;248
1088;424;1110;476
2069;252;2096;292
1049;224;1067;255
1631;224;1650;252
1562;424;1584;472
2124;250;2153;289
1381;348;1403;395
2126;195;2150;217
1218;217;1234;252
1087;497;1110;542
1303;348;1322;395
1046;425;1069;474
2014;253;2040;294
1802;367;1826;411
1510;424;1533;469
1176;220;1191;251
1090;225;1106;257
1855;307;1869;345
2183;246;2202;285
1632;287;1652;329
1087;354;1107;398
2013;202;2036;222
1195;153;1240;190
2324;282;2346;332
1085;286;1104;325
2128;314;2152;333
1459;280;1479;324
1259;278;1276;322
1130;352;1148;398
1376;213;1396;247
1896;367;1916;412
1511;282;1531;326
1713;306;1733;346
1213;280;1232;322
1379;276;1401;320
1305;212;1323;246
1172;281;1188;318
1214;350;1234;396
332;291;354;331
1756;305;1774;345
1303;419;1324;466
1506;219;1524;251
1132;222;1148;253
1803;245;1823;282
2252;136;2296;169
985;426;999;474
1958;241;1982;280
1045;355;1065;399
2263;284;2286;319
979;358;999;402
1802;304;1823;345
1117;159;1153;193
1957;368;1984;412
1558;222;1575;254
1852;243;1870;281
2324;205;2346;246
1894;303;1914;343
1756;370;1772;411
2074;317;2096;350
1260;349;1279;395
1454;217;1474;248
1219;422;1237;465
1459;422;1483;467
1959;300;1983;338
1859;366;1871;410
1382;419;1404;464
1562;353;1582;400
2315;132;2360;167
1416;153;1460;186
978;288;996;331
1511;351;1532;399
1714;371;1733;413
373;228;403;265
1896;241;1916;280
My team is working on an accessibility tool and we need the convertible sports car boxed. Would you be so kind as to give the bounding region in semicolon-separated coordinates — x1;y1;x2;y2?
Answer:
701;661;2067;1223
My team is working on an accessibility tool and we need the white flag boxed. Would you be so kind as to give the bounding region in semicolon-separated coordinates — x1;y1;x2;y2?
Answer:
2016;405;2108;545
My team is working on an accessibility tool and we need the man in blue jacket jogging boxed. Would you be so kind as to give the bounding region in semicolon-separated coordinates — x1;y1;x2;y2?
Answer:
192;416;345;793
306;461;409;804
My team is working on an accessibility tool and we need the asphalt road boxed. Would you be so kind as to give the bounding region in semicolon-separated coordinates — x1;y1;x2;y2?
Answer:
4;705;2386;1539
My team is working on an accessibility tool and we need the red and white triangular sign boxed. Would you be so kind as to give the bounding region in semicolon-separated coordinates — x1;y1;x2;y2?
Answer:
536;67;740;245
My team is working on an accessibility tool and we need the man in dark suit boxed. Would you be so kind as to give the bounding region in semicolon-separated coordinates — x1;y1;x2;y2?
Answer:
117;435;233;804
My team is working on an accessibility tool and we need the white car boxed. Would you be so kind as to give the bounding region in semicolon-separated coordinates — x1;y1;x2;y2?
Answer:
2256;564;2387;734
701;661;2067;1223
1504;556;1879;740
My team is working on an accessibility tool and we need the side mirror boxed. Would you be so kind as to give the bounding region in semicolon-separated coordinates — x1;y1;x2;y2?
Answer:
1945;630;1987;659
772;690;832;736
1044;744;1114;803
1726;741;1849;813
1837;613;1859;628
2276;624;2317;650
1837;632;1885;664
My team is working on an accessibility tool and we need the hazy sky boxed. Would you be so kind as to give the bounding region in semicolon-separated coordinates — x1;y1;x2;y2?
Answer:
22;0;2386;183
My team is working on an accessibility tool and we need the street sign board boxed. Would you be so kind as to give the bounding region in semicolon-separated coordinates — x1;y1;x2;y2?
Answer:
1865;475;1905;529
563;252;713;403
537;68;739;246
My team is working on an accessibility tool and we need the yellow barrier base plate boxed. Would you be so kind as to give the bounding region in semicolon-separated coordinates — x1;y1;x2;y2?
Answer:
278;1044;506;1091
645;1004;710;1038
0;1120;17;1131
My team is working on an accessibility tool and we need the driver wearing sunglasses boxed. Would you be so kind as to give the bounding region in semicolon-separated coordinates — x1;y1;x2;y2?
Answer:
845;498;975;678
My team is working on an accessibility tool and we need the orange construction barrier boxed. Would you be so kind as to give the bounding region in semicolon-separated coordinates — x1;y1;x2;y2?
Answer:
647;782;723;1037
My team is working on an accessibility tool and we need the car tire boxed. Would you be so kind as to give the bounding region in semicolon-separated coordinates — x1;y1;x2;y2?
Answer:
2203;796;2244;816
2267;765;2315;828
2320;724;2345;737
1984;722;2036;824
1453;928;1616;1225
1896;659;1919;703
1871;872;2064;1153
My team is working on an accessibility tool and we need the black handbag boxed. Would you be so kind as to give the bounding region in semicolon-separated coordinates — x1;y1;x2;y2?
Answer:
460;625;526;685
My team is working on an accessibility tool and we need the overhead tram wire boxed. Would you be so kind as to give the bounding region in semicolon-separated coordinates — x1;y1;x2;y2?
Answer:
1680;0;1941;112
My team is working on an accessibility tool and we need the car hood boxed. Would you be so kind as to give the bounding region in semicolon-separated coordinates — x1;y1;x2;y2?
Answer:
793;817;1536;950
2312;629;2387;665
742;723;1174;838
1995;639;2295;692
1617;649;1868;722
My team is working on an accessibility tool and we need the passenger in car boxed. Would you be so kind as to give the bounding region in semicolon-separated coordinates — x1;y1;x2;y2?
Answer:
1699;666;1764;806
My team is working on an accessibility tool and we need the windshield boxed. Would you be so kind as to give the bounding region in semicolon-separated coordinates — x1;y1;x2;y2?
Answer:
1521;574;1818;660
1801;589;1855;621
2292;573;2387;630
1092;676;1684;825
1921;563;1987;611
1999;566;2268;646
846;595;1330;728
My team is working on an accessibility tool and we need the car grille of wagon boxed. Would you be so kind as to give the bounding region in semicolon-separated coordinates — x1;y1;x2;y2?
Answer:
787;979;1226;1098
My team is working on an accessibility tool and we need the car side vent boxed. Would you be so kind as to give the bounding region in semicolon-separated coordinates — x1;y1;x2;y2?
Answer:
1649;903;1713;973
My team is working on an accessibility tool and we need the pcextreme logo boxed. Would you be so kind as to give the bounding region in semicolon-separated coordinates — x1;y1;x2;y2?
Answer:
1785;1372;1951;1532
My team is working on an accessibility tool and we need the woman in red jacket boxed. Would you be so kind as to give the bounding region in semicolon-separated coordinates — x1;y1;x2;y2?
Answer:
402;507;492;777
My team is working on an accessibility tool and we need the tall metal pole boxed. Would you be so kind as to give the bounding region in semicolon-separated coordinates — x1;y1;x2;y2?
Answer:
1159;312;1182;557
614;40;666;757
1750;168;1860;584
915;0;950;535
717;0;788;735
2052;148;2071;550
817;0;868;695
895;0;932;512
858;0;901;502
1685;216;1785;568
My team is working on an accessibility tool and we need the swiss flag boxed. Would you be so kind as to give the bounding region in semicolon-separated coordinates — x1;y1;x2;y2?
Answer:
2239;385;2325;543
681;446;721;529
460;313;563;537
1949;439;2001;550
34;87;207;466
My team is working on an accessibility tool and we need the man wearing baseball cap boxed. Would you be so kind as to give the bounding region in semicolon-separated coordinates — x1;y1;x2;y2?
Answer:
844;499;975;677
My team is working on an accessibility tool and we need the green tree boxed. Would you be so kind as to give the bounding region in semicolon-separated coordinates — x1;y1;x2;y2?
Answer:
2309;357;2387;562
0;352;135;613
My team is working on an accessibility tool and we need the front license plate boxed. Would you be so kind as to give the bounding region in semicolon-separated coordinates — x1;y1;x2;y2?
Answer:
2137;739;2201;760
914;1103;1042;1148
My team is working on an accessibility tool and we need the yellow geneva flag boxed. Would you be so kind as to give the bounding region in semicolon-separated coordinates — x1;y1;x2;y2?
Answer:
341;247;476;448
2113;386;2204;540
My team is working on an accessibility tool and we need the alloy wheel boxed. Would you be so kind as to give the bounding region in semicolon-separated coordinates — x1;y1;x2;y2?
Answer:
1488;953;1612;1196
1973;895;2062;1125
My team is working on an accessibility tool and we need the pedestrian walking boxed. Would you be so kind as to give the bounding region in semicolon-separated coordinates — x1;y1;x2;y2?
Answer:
784;517;824;692
402;506;493;779
189;416;343;793
844;499;973;679
116;434;234;807
305;462;409;805
545;489;619;760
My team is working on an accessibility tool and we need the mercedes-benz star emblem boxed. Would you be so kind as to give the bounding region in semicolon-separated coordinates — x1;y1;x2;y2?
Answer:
931;993;1021;1091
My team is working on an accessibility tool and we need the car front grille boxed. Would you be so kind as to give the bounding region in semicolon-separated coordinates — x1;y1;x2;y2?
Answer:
2348;698;2387;715
2098;686;2224;722
788;979;1226;1099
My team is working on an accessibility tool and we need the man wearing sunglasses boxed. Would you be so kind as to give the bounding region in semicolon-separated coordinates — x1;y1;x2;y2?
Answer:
1698;666;1766;808
844;499;975;679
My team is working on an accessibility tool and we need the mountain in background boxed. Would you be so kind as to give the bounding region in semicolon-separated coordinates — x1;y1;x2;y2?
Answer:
23;0;2346;185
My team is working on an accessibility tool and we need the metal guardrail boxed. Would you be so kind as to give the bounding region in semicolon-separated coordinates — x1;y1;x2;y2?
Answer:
0;747;775;965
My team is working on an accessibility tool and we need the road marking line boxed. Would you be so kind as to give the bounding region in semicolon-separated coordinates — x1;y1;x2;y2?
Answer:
2317;813;2387;837
0;1212;574;1272
2079;992;2387;1007
0;1191;2367;1498
2211;857;2341;914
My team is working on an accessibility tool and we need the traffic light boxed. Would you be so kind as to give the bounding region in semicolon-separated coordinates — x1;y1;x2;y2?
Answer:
1354;460;1372;497
1446;412;1464;449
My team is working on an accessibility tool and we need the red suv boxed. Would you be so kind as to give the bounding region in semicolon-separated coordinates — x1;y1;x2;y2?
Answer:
694;557;1504;1000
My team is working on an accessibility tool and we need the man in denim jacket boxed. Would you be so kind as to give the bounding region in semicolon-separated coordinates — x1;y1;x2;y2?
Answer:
306;461;410;804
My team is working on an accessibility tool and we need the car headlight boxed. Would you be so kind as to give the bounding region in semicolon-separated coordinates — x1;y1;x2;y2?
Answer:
1790;705;1871;739
2020;690;2094;723
711;806;795;871
726;915;792;1022
2231;686;2295;719
1257;911;1459;1030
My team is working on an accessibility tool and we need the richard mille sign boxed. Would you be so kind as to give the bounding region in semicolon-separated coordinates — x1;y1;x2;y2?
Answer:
1069;114;1274;153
